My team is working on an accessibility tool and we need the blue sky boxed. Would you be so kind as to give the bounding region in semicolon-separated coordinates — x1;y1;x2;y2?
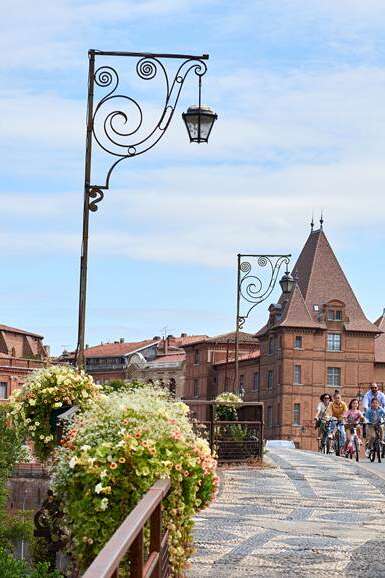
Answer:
2;0;385;354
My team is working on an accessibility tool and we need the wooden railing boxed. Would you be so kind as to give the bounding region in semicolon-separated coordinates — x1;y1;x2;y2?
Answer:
83;479;171;578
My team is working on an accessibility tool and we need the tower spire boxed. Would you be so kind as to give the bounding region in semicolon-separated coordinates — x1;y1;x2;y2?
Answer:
310;212;314;232
320;211;324;230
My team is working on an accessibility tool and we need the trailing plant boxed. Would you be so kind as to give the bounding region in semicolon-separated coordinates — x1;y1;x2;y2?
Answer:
10;366;101;461
52;385;218;575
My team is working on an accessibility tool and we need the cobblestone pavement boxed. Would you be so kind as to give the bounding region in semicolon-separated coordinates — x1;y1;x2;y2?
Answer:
189;448;385;577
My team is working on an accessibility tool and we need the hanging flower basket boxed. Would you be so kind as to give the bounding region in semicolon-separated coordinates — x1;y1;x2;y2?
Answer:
10;365;101;462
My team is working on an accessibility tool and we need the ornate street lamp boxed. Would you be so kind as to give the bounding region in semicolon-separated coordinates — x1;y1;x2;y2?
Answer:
279;266;294;294
182;105;217;143
234;254;291;390
75;49;217;368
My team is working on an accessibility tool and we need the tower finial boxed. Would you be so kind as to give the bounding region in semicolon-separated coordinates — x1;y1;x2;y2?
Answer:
320;211;324;230
311;212;314;232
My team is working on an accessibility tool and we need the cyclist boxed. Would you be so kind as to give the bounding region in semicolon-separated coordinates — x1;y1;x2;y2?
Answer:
325;390;348;449
362;383;385;412
314;393;331;444
365;397;385;451
343;398;364;453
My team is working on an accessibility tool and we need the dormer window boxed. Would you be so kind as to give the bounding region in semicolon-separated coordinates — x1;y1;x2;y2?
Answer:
328;309;342;321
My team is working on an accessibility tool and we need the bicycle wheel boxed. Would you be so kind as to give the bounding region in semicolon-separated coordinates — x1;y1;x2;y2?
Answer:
377;441;382;463
334;432;340;456
381;443;385;459
326;437;331;454
354;438;359;462
370;448;376;462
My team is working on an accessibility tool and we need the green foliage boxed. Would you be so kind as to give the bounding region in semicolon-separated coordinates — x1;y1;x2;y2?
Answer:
52;385;218;575
0;405;32;550
101;379;128;394
0;548;62;578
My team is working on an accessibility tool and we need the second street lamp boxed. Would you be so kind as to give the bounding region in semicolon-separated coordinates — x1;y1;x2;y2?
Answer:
75;49;217;369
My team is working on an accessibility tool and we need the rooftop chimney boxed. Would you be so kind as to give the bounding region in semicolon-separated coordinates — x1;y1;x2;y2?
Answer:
153;336;161;341
181;332;187;338
120;338;125;343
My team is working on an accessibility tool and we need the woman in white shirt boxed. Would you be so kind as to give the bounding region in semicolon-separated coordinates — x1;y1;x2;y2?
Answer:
315;393;332;440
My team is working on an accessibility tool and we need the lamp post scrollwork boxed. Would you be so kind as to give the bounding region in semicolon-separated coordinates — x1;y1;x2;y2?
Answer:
76;49;217;368
234;254;292;390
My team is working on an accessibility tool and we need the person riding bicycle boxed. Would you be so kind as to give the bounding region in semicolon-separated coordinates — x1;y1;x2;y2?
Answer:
343;398;364;453
325;390;348;448
314;393;331;441
362;383;385;412
364;397;385;451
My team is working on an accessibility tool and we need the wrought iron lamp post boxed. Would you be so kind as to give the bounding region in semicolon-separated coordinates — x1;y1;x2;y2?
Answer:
76;49;217;368
234;254;293;390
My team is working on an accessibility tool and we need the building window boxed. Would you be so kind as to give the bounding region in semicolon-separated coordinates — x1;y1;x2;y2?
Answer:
294;336;302;349
313;304;319;311
328;309;342;321
294;365;302;384
293;403;301;426
194;349;200;365
253;372;260;391
193;379;199;398
327;367;341;387
268;337;274;355
327;333;341;351
0;382;7;399
267;405;272;427
267;370;273;391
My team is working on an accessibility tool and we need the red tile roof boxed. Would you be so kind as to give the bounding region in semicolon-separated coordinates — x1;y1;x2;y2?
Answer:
168;335;208;347
293;229;378;332
259;229;378;334
214;349;260;367
151;353;185;364
182;331;258;348
84;339;159;358
0;324;43;338
374;313;385;363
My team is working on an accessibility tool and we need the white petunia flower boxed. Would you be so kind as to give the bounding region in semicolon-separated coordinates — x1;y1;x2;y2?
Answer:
94;483;104;494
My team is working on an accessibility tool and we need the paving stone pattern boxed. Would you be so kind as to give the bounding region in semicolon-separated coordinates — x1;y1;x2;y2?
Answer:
189;448;385;577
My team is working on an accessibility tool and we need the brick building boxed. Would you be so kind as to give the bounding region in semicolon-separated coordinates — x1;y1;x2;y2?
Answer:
183;227;385;450
0;324;48;401
257;226;380;449
182;331;259;419
57;334;206;398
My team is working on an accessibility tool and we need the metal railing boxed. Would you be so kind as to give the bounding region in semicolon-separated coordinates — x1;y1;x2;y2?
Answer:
184;400;264;462
83;478;171;578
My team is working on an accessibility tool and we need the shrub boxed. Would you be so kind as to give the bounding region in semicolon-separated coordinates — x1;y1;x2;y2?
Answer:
0;548;62;578
0;406;32;550
52;385;218;575
10;366;101;462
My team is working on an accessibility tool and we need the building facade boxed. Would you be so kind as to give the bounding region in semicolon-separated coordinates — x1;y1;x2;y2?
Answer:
183;227;385;450
0;324;48;401
58;334;206;398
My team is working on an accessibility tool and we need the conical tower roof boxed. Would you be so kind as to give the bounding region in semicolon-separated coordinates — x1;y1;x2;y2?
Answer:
374;311;385;361
258;227;379;334
292;228;377;332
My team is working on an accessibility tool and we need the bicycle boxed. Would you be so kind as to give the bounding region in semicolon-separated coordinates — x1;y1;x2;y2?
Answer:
368;420;384;463
319;418;333;454
329;418;345;457
344;422;362;462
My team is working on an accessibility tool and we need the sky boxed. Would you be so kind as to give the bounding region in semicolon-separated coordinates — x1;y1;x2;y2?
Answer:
2;0;385;354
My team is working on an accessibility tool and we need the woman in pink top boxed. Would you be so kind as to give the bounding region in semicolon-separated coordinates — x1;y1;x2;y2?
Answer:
344;398;364;452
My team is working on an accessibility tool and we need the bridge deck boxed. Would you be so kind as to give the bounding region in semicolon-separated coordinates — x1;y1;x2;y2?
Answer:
189;448;385;577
